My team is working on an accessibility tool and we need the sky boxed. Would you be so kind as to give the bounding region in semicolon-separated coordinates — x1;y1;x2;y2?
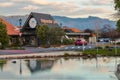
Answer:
0;0;117;19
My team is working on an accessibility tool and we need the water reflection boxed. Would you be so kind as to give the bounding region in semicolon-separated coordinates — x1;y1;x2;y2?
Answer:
115;63;120;80
2;59;55;76
26;59;55;73
0;57;119;80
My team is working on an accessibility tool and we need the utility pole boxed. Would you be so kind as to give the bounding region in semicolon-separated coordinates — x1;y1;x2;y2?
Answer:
82;33;85;51
95;21;100;55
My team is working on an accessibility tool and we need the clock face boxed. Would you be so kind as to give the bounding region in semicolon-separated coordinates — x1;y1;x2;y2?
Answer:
29;18;37;28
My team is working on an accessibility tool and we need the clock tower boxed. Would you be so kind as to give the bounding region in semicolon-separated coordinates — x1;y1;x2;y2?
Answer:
29;18;37;28
22;12;59;46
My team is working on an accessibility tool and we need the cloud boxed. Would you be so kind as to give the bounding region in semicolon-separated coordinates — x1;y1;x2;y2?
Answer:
81;0;113;6
52;6;112;18
30;0;78;8
0;2;13;7
22;5;39;10
81;7;111;14
11;0;25;2
30;0;50;5
22;0;79;16
0;0;115;19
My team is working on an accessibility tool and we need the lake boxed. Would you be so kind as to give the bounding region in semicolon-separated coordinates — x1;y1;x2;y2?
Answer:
0;57;119;80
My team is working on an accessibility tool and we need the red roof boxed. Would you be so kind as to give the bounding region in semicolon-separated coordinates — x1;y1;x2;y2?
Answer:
63;27;81;33
0;18;20;36
70;28;81;33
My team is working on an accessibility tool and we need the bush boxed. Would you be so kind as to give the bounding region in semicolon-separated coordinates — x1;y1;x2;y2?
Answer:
63;53;70;57
63;38;74;45
95;46;103;49
10;37;21;47
11;43;19;47
105;46;110;48
83;48;120;56
41;45;50;48
117;42;120;45
9;47;25;50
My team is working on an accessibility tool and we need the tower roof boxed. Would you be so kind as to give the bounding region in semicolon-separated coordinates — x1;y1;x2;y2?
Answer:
23;12;59;28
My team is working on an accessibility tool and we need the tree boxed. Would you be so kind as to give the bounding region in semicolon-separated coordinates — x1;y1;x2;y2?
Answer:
116;19;120;31
100;24;120;40
0;21;9;49
49;27;65;46
36;25;65;47
84;28;94;33
36;25;49;46
114;0;120;31
114;0;120;11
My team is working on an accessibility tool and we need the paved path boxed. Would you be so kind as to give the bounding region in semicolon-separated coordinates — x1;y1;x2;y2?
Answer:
0;45;95;55
0;51;81;59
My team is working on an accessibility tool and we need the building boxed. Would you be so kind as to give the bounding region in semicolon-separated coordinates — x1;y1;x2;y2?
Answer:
63;27;97;43
0;18;20;45
63;27;81;33
22;12;59;46
63;27;89;39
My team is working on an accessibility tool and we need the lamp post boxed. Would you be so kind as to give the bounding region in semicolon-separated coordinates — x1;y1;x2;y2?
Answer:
60;23;63;45
19;18;22;27
19;19;22;75
82;33;85;51
60;23;62;28
19;18;22;47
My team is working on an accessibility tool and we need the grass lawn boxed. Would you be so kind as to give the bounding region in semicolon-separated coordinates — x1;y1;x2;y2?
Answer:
82;48;120;56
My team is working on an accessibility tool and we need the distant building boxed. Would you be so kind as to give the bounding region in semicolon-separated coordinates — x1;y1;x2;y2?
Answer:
63;27;81;33
89;33;97;44
63;27;89;39
0;18;20;45
22;12;59;46
63;27;97;43
70;28;81;33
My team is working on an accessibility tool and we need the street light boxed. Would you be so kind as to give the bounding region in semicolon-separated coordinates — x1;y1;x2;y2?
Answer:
19;18;22;47
60;23;63;45
19;19;22;75
60;23;62;28
19;18;22;27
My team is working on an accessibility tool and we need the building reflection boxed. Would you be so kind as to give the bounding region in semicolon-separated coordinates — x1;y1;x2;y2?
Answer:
26;59;55;73
2;59;55;76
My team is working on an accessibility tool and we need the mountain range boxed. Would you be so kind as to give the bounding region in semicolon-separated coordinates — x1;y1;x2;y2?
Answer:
1;15;116;30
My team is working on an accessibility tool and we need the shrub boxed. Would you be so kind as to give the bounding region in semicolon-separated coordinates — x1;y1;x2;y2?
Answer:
63;38;74;45
82;48;120;56
63;53;70;57
105;46;110;48
117;42;120;45
9;47;25;50
95;46;103;49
